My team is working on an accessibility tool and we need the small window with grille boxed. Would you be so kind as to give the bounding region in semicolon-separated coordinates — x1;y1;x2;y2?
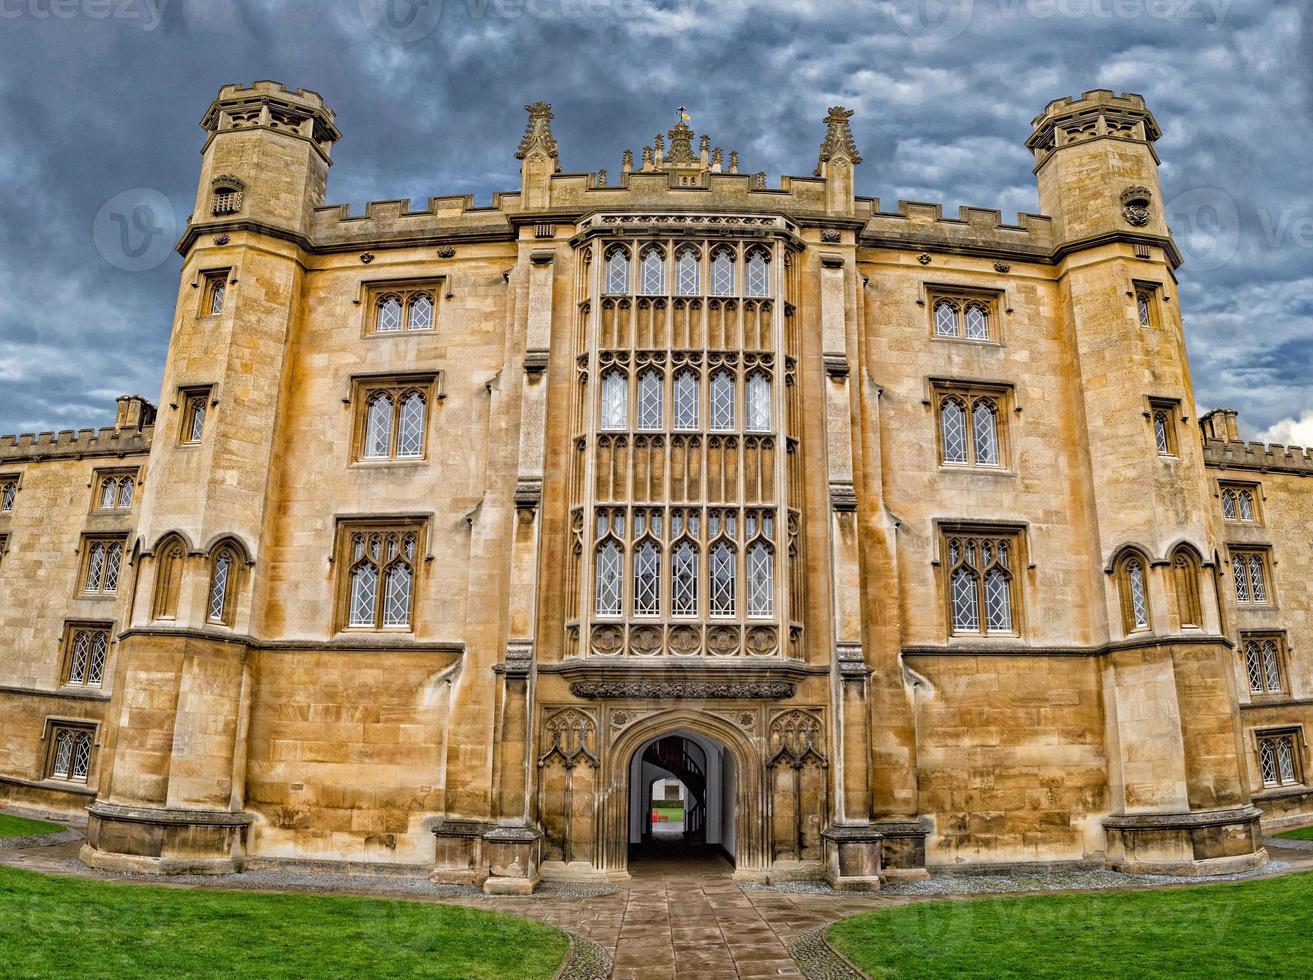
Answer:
92;470;137;512
62;624;111;688
46;723;96;783
352;374;439;462
1148;399;1178;457
941;527;1022;637
178;387;212;445
929;291;998;343
336;520;425;631
1255;729;1303;789
1220;482;1261;525
366;282;441;335
201;271;229;316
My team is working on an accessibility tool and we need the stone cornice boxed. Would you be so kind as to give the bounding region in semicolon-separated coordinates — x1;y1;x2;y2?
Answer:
116;625;464;656
903;632;1233;658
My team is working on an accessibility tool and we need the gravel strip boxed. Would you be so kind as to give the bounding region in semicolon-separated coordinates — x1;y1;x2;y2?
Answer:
0;828;83;851
1269;837;1313;852
788;926;865;980
553;932;612;980
46;856;621;901
747;858;1295;898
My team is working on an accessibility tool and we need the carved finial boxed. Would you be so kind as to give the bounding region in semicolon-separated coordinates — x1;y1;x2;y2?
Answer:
666;117;697;166
622;149;633;173
728;150;739;174
597;168;608;187
753;171;766;189
515;102;559;165
699;134;710;152
642;145;654;170
712;147;723;165
815;106;862;176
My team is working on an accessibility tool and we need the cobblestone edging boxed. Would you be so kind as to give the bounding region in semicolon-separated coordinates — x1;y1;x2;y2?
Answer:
553;932;612;980
789;926;867;980
0;828;83;851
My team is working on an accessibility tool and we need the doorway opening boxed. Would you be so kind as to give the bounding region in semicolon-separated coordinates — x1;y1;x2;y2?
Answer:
627;729;736;868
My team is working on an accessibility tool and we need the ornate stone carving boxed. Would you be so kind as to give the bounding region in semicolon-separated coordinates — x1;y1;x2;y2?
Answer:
504;640;534;677
513;479;542;508
830;482;857;512
820;229;841;243
539;708;598;769
917;252;932;265
590;624;623;656
746;626;778;657
213;234;230;246
436;245;456;258
516;102;559;168
629;625;662;657
1120;185;1152;227
994;260;1011;273
669;625;701;657
359;252;374;264
815;106;862;176
210;175;244;216
768;710;827;769
836;641;867;678
707;625;740;657
569;681;794;700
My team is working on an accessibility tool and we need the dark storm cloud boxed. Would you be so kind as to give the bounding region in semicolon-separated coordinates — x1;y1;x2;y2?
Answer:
0;0;1309;438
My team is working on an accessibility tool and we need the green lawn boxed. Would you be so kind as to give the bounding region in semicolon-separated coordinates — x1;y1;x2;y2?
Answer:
1274;825;1313;841
0;865;568;979
829;869;1313;979
0;812;63;838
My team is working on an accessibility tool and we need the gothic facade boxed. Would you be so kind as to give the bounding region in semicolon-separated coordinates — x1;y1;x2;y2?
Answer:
0;83;1309;891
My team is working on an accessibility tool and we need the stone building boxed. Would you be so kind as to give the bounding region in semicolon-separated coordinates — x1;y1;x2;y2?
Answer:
0;82;1308;892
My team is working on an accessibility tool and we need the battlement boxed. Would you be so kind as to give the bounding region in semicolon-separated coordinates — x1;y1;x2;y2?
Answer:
1027;89;1161;163
199;80;340;154
861;201;1053;257
206;80;334;120
1203;438;1313;477
0;425;153;463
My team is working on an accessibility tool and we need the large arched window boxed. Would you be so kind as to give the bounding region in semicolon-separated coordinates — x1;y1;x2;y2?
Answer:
639;246;665;296
1171;547;1202;629
1117;553;1151;633
152;538;186;620
709;370;735;431
945;532;1018;635
940;397;967;464
745;372;771;432
709;541;736;616
207;546;237;625
346;528;418;630
605;247;630;295
673;370;699;430
675;246;700;296
364;393;394;458
600;369;628;430
595;539;623;617
745;249;770;297
710;248;735;296
637;369;663;431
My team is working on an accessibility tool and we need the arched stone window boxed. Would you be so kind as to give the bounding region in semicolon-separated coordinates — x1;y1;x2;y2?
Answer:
207;546;239;626
745;248;770;297
940;396;967;464
673;369;699;430
633;538;661;616
346;528;418;629
600;369;628;430
675;246;700;296
1244;636;1285;696
152;538;186;620
1171;547;1202;629
745;372;771;432
1117;552;1151;633
709;540;736;616
364;392;394;458
376;294;403;333
945;531;1017;635
709;370;735;431
639;246;665;296
964;302;989;341
934;299;958;337
671;539;698;616
637;369;663;431
605;246;630;295
1221;486;1257;523
747;540;774;618
595;539;623;617
710;248;735;296
396;391;427;458
972;398;999;465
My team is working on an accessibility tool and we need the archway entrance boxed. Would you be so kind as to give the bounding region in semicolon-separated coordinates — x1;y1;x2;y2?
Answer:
627;729;737;868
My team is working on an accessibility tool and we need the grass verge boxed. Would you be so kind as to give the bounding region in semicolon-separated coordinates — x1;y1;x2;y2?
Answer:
0;813;64;838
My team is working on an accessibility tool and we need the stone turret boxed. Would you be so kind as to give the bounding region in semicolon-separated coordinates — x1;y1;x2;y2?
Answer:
1028;90;1165;246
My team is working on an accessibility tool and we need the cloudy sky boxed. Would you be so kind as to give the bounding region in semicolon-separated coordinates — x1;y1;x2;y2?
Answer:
0;0;1309;442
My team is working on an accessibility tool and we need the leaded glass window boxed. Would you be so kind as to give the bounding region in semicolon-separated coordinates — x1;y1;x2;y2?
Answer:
365;393;393;458
1237;489;1255;522
1258;732;1299;787
208;550;233;624
710;371;735;431
633;540;660;616
183;393;207;444
1232;551;1269;603
1222;488;1237;520
1153;410;1171;455
1137;290;1152;327
595;540;623;616
637;370;663;431
66;628;108;687
606;247;630;295
934;300;958;337
0;479;14;512
99;477;117;510
676;247;700;296
745;249;769;297
83;540;123;595
673;370;699;430
747;542;773;617
377;294;403;332
1232;554;1249;602
946;533;1017;635
396;392;426;458
49;727;93;782
1127;559;1149;629
1245;638;1284;695
344;527;419;630
672;541;698;616
964;303;988;341
408;293;434;330
600;370;627;430
640;247;665;295
709;541;736;616
1223;486;1257;523
940;397;967;464
1249;555;1267;602
746;372;771;432
710;249;734;296
972;399;999;466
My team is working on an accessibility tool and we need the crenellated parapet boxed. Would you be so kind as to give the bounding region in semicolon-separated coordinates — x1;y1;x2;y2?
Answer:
0;425;152;462
1203;439;1313;476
